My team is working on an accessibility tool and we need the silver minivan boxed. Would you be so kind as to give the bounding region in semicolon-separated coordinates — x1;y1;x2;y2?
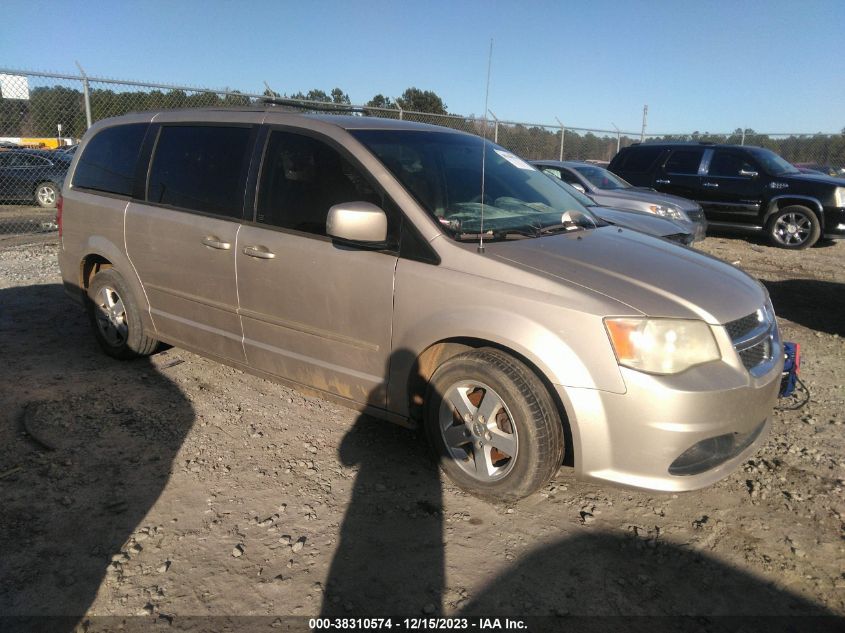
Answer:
57;110;782;501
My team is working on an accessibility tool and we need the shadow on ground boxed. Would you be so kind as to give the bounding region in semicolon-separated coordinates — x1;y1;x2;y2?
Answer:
320;351;840;631
763;279;845;336
0;283;194;629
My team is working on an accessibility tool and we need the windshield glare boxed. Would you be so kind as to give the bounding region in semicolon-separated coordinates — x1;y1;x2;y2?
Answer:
571;164;631;190
352;130;600;240
747;148;800;176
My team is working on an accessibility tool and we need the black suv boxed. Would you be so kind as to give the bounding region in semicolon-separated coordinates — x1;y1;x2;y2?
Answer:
608;143;845;249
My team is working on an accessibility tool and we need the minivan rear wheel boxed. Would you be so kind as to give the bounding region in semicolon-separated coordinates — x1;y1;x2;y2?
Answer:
424;348;564;502
87;269;159;359
766;205;820;249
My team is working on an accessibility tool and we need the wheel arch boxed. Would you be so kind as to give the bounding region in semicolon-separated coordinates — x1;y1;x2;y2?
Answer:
405;336;576;467
764;196;824;228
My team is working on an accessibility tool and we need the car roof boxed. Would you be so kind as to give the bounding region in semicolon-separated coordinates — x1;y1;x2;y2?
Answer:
115;107;470;135
625;142;762;151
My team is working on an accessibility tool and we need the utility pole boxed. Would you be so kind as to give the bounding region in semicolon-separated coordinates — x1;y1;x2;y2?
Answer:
640;105;648;142
555;116;565;161
611;122;621;155
488;109;499;143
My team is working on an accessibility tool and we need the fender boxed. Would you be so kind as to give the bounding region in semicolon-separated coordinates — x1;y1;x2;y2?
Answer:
387;306;626;419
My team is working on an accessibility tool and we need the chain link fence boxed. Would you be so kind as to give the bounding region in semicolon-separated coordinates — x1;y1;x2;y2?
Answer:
2;67;843;243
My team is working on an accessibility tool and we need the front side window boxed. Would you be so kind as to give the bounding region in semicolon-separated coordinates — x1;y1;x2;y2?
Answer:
256;131;388;238
352;130;599;241
746;148;800;176
147;125;252;218
708;151;756;178
664;149;704;175
74;123;148;196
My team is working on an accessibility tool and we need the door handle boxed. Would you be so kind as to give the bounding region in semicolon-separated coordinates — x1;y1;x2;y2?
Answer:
201;236;231;250
243;245;276;259
702;182;719;188
655;179;671;184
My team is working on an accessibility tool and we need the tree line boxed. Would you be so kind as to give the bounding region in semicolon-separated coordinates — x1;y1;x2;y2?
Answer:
1;84;842;166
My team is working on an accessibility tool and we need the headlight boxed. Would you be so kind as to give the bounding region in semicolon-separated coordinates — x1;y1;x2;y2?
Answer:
834;187;845;207
604;318;721;375
648;204;689;222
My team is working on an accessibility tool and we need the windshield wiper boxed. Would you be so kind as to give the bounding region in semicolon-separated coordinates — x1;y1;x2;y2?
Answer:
453;228;537;241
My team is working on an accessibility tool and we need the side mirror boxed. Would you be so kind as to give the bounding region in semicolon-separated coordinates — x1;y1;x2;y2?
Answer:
739;169;758;178
571;182;587;193
326;201;388;243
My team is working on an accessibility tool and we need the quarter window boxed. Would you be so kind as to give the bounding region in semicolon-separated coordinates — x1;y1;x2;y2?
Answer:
617;146;663;172
74;123;148;196
664;149;704;175
256;131;385;237
148;125;252;218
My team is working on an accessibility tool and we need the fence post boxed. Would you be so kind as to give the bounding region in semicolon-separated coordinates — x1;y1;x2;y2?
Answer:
396;103;403;120
741;129;746;146
75;61;93;129
555;117;565;161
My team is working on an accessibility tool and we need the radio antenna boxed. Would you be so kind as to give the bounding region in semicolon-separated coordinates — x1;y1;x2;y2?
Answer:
478;38;493;254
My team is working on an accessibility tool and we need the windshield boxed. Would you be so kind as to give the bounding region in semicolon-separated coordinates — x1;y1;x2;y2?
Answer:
746;147;800;176
570;164;631;190
352;130;600;240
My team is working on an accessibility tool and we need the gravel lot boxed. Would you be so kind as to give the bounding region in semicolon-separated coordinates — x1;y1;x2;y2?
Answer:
0;232;843;628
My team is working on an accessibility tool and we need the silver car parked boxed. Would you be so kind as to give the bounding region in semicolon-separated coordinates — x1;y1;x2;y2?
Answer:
531;160;707;242
58;111;781;501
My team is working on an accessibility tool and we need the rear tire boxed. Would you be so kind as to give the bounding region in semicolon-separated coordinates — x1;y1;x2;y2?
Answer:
87;269;159;359
35;181;59;208
766;205;820;249
424;348;564;502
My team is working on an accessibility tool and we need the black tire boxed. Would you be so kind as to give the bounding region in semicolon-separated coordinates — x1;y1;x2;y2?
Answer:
87;269;159;359
766;205;821;250
424;348;564;502
34;181;59;208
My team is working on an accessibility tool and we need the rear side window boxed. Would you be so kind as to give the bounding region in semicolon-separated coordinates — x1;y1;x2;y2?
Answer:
664;149;704;175
73;123;148;196
616;146;663;173
148;125;253;218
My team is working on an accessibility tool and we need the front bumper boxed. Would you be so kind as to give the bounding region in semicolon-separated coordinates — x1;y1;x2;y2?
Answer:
822;206;845;239
556;343;782;492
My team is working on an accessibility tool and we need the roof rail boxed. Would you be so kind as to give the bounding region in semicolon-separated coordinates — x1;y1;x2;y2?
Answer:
260;97;363;113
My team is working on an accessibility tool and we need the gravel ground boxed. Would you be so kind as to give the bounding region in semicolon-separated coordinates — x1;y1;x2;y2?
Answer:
0;233;843;629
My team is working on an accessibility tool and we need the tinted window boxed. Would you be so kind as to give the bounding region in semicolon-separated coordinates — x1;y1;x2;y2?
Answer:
708;151;755;177
256;131;384;236
664;149;704;175
557;169;582;186
74;123;148;196
19;154;51;167
148;125;252;217
618;146;663;172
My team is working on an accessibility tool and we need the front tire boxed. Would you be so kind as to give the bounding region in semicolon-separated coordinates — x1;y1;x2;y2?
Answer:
35;181;59;208
766;205;821;249
424;348;564;502
87;269;159;359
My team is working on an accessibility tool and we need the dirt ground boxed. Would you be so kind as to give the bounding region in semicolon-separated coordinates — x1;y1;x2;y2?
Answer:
0;229;843;630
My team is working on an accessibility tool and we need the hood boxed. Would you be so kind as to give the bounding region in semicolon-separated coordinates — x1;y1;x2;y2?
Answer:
592;187;701;212
785;172;845;187
590;206;688;238
485;226;766;324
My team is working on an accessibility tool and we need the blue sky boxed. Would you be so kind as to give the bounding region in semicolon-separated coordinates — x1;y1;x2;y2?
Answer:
1;0;843;134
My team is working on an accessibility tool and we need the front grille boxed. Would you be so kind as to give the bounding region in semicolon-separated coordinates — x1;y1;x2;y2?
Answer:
739;338;772;370
725;312;762;340
685;207;704;222
725;308;777;376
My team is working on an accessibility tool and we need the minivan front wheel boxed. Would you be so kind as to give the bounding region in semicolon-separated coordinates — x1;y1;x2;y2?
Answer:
424;348;564;502
87;269;159;359
767;206;820;249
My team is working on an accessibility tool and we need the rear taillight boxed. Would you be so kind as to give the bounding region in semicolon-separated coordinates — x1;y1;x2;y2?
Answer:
56;195;63;238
